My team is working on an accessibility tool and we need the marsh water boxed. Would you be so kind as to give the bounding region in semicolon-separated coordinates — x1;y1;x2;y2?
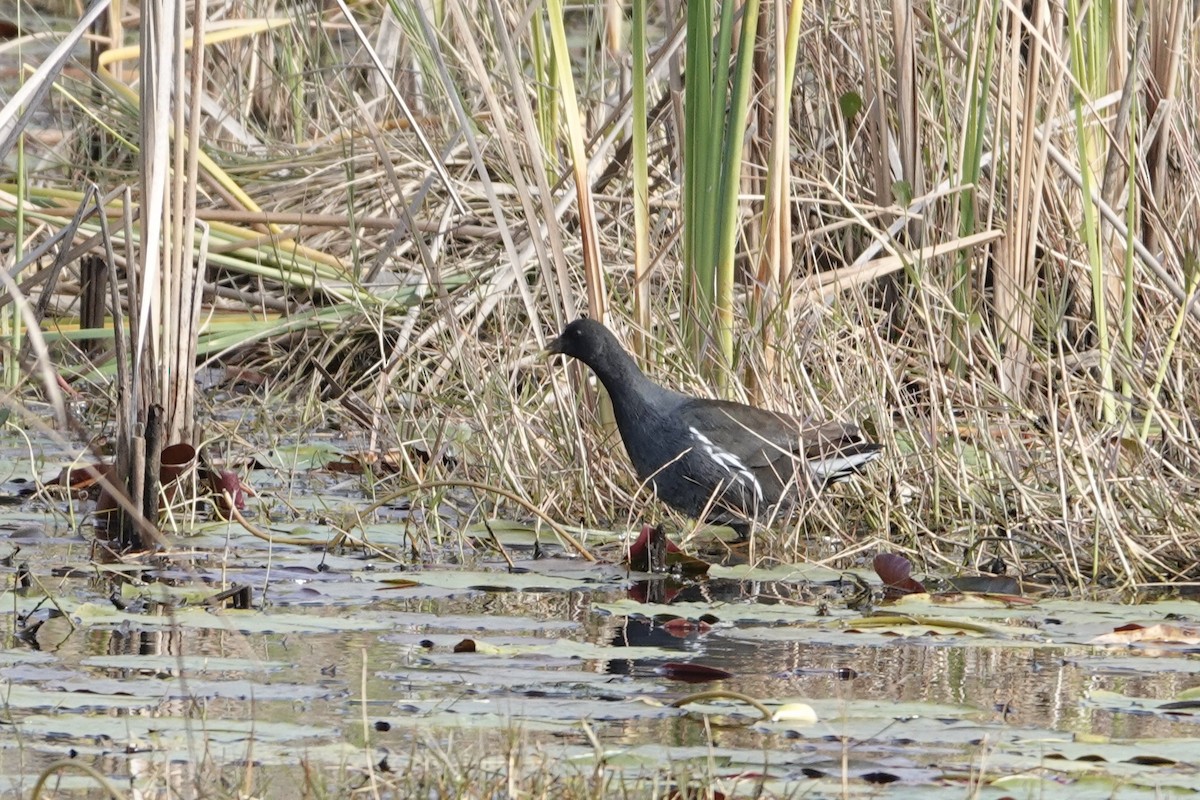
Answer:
2;428;1200;799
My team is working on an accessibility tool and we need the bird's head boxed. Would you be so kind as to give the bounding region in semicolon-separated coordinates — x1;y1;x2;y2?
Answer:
546;317;613;366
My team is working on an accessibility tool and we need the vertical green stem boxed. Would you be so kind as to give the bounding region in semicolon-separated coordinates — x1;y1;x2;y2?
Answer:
713;0;762;382
1067;0;1115;422
630;0;650;350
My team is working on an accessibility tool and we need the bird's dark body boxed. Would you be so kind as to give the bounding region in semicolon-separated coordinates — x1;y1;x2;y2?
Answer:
548;318;882;539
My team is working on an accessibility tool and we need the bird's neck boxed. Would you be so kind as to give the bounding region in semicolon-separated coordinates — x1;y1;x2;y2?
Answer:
588;349;666;411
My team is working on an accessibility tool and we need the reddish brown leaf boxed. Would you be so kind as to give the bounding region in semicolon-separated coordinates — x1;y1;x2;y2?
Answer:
627;525;711;576
203;469;247;512
657;662;733;683
223;366;269;387
661;618;713;636
626;581;684;604
160;443;197;487
57;463;116;491
873;552;926;597
627;524;680;571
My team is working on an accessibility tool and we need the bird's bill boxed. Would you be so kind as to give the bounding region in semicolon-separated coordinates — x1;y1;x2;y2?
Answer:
545;335;565;355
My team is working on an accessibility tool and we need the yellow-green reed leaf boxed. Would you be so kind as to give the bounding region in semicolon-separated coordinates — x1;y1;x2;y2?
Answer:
95;18;301;243
543;0;604;318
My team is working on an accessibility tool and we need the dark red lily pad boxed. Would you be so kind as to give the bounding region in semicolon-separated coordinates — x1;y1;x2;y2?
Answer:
873;552;926;597
657;662;733;683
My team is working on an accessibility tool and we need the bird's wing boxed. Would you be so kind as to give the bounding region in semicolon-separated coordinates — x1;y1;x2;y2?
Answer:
677;399;878;483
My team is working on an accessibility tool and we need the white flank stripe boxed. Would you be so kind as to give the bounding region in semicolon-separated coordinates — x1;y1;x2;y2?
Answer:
811;451;881;481
689;427;764;503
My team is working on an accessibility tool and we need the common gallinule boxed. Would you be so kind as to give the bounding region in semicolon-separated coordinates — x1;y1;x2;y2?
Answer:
548;317;882;540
